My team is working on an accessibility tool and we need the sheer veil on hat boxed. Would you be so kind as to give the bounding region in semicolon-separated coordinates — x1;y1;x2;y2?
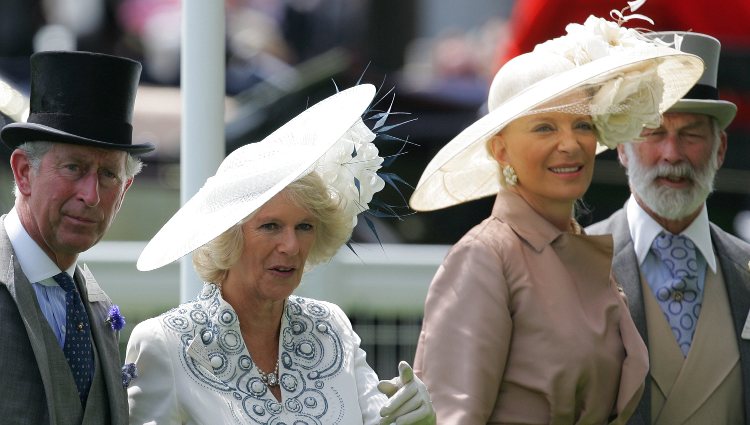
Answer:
137;84;379;272
409;12;705;212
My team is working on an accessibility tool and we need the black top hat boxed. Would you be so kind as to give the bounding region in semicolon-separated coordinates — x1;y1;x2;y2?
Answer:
0;50;155;154
647;32;737;130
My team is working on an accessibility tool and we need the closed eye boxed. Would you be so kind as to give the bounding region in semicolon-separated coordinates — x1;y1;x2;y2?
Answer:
643;128;666;138
681;131;709;142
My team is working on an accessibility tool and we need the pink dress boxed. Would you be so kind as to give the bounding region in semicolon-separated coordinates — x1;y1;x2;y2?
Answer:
414;189;648;424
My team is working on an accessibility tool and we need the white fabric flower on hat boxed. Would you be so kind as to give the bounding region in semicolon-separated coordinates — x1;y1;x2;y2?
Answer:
592;66;663;148
535;16;652;66
316;119;385;226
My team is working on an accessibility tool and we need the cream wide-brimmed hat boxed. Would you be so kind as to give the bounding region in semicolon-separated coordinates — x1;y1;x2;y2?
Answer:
409;16;705;212
648;31;737;129
137;84;380;271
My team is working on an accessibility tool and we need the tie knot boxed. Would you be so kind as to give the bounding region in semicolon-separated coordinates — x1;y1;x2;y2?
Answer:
53;272;77;293
651;233;698;278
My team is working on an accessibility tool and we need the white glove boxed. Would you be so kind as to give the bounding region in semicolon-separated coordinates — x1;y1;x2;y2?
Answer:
377;361;436;425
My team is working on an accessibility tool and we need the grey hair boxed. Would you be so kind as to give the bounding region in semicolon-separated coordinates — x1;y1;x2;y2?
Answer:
13;141;144;197
192;171;354;284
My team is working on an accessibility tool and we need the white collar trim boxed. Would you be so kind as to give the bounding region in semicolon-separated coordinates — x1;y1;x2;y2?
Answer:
625;195;716;272
4;207;76;284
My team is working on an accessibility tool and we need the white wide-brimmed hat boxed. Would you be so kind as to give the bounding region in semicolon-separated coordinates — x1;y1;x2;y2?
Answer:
137;84;379;271
409;16;705;212
648;31;737;129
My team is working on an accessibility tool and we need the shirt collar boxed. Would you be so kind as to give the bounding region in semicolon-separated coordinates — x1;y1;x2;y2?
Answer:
4;207;77;285
492;189;566;252
625;195;716;272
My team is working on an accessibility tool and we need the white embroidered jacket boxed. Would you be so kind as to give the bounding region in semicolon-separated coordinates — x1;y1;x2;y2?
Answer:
125;283;386;425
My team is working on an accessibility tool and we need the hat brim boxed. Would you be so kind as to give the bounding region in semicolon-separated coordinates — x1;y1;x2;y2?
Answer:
666;99;737;130
1;122;155;154
136;84;377;272
409;49;704;212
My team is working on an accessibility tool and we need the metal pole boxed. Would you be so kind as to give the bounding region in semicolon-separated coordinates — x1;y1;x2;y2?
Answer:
180;0;225;302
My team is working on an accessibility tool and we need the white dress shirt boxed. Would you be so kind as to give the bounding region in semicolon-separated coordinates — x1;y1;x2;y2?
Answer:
4;207;77;347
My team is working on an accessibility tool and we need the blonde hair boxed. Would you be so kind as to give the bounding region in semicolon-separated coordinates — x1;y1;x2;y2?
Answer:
192;171;354;284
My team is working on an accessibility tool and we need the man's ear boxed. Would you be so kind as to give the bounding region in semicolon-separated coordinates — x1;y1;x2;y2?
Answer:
716;130;728;169
616;144;629;168
123;177;134;193
10;150;33;196
115;177;134;209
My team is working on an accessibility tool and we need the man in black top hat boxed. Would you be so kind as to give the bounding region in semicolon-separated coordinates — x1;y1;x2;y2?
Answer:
587;32;750;424
0;50;154;425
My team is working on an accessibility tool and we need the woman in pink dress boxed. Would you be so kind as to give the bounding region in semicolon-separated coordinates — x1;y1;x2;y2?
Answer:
410;8;706;424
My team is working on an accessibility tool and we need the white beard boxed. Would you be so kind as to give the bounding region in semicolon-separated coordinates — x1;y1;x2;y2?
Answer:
624;145;718;220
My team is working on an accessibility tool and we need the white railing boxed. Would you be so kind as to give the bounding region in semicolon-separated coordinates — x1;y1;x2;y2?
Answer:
80;241;449;315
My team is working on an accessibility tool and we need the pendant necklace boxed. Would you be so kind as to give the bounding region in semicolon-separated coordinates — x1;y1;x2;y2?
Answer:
257;359;280;387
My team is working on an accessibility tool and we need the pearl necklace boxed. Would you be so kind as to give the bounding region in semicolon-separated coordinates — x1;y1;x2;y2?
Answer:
256;359;280;387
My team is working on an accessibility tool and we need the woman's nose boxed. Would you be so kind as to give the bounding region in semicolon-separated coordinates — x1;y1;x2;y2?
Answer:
277;230;300;255
557;128;581;152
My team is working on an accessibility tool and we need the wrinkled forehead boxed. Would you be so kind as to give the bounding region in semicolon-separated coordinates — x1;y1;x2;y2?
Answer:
49;142;129;165
660;111;713;128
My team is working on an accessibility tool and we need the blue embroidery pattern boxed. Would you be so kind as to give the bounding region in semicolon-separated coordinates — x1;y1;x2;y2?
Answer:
159;283;347;424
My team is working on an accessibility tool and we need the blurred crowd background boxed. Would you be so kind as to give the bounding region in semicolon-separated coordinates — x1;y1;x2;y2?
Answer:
1;0;749;245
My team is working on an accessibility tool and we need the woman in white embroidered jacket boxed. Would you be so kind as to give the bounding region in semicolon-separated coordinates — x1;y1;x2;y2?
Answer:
408;6;707;425
125;85;435;425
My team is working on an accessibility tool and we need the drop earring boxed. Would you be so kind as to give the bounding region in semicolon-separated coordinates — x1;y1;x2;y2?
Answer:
502;164;518;186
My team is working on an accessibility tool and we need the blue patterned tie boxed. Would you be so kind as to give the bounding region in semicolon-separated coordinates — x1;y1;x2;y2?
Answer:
650;233;702;356
53;272;94;404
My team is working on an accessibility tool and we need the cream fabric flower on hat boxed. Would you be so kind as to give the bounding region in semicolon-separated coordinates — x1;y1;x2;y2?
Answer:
591;65;663;148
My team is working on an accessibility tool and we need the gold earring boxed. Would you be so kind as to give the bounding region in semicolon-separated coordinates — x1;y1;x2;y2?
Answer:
502;164;518;186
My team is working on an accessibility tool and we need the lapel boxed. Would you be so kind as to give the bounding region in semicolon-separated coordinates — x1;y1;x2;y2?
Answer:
650;267;739;423
186;334;215;374
181;290;281;404
641;278;681;404
588;208;650;425
710;225;750;417
600;209;649;340
0;222;61;424
75;264;128;425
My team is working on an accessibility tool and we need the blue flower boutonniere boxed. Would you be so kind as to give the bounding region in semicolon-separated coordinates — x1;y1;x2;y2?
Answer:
122;363;138;389
106;305;126;331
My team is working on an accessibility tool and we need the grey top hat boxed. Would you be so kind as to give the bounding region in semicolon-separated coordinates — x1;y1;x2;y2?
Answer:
0;50;155;154
648;31;737;129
